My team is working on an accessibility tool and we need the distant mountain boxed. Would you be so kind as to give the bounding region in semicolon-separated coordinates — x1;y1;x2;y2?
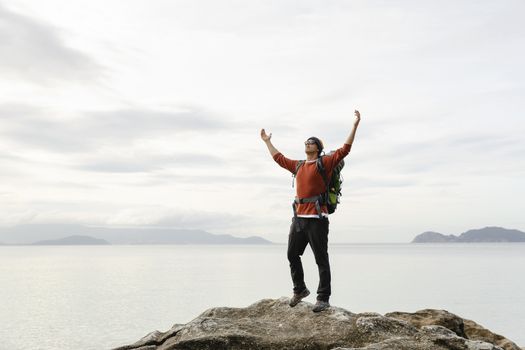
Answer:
0;224;273;245
456;227;525;242
411;231;457;243
412;226;525;243
32;235;110;245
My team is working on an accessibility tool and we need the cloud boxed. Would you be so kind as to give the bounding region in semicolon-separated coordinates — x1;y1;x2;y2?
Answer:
448;134;523;152
347;177;419;190
0;3;103;84
77;152;226;173
344;128;524;178
0;104;233;153
160;1;326;33
0;104;93;152
0;150;25;162
48;181;100;190
83;107;230;137
105;207;250;230
136;172;285;187
0;148;33;177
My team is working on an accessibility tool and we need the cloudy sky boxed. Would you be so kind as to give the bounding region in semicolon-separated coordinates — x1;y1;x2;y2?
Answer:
1;0;524;243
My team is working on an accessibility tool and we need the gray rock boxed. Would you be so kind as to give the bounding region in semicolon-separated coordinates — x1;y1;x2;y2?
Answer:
386;309;467;337
386;309;521;350
113;298;520;350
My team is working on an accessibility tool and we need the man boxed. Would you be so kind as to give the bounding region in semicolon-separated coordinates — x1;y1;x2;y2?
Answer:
260;110;361;312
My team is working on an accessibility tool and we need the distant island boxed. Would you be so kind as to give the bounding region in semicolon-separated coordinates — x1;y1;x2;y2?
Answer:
412;226;525;243
32;235;110;245
0;224;273;245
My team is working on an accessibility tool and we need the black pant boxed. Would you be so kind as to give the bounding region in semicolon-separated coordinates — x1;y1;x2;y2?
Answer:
287;216;331;302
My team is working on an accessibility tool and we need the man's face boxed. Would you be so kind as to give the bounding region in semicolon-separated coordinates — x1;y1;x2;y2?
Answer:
304;139;318;153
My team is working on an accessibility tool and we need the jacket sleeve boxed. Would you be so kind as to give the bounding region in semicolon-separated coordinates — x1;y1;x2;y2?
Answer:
322;143;351;171
273;152;300;174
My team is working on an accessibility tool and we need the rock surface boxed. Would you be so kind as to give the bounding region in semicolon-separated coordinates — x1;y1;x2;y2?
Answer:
114;298;520;350
386;309;521;350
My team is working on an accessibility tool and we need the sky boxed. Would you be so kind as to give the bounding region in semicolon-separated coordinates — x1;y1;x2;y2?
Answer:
1;0;524;243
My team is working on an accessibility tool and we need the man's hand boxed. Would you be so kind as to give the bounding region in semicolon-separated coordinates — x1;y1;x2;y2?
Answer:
354;110;361;127
344;110;361;146
261;129;279;156
260;128;272;142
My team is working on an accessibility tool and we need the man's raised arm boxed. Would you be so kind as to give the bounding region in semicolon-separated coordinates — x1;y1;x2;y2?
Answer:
345;110;361;146
261;128;279;157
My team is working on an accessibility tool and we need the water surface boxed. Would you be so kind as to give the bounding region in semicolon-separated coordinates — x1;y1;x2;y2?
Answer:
1;243;523;349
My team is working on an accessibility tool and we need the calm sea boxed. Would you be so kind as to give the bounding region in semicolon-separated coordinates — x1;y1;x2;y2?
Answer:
1;243;524;349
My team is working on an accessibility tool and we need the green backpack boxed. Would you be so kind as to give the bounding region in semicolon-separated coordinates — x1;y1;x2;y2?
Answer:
292;152;345;215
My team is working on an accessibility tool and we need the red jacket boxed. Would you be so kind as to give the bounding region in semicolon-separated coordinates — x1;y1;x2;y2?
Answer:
273;143;351;217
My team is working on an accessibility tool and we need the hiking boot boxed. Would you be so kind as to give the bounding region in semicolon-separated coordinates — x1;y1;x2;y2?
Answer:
312;300;330;313
289;288;310;307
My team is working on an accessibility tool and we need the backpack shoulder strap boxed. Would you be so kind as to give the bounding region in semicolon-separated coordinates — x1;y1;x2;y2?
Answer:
294;160;305;174
292;160;305;188
316;156;329;189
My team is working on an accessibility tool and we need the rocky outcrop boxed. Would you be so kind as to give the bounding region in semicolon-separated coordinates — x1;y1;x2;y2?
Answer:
113;298;521;350
463;319;521;350
386;309;521;350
